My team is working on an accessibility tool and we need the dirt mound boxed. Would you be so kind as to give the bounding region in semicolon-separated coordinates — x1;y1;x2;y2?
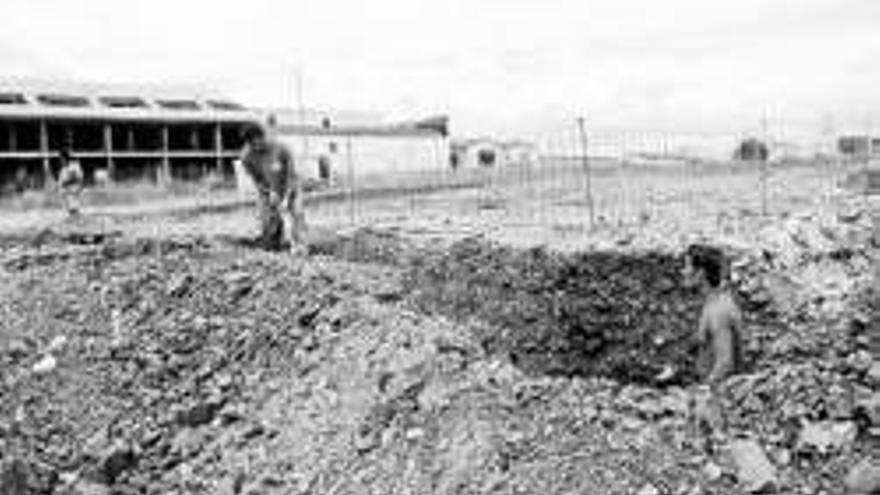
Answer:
306;227;419;266
0;214;876;495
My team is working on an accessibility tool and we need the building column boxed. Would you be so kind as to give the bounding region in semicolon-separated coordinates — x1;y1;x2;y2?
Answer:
8;123;17;151
160;125;170;185
104;123;114;180
127;127;135;151
214;123;223;174
64;126;74;150
40;120;52;188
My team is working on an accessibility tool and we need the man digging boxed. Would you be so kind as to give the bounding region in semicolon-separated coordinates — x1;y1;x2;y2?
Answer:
239;123;307;252
680;244;744;452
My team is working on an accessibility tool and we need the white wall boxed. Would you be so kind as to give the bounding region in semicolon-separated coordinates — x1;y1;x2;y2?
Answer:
277;134;450;180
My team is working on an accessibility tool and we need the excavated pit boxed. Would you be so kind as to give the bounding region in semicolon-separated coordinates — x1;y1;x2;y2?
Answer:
402;237;707;385
311;230;748;386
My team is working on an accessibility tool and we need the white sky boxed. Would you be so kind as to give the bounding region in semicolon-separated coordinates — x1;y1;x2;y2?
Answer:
2;0;879;138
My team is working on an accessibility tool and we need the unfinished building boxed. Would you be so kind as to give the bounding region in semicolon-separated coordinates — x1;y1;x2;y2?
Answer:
0;78;260;194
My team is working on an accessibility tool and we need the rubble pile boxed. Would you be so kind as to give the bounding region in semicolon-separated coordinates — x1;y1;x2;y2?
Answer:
0;236;410;493
0;203;876;495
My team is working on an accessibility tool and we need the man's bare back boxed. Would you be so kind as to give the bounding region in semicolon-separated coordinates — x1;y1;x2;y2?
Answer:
696;289;743;386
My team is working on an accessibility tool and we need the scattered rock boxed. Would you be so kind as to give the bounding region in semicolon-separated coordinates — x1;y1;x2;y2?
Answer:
0;456;57;495
405;428;426;441
176;397;226;428
45;335;68;354
854;388;880;426
637;483;661;495
797;421;858;455
96;441;139;485
65;479;111;495
32;354;57;374
655;365;676;383
774;449;792;468
868;362;880;387
727;439;779;494
259;475;284;488
166;274;193;297
217;472;248;495
6;338;31;361
169;428;207;460
703;461;723;482
844;459;880;495
354;431;381;454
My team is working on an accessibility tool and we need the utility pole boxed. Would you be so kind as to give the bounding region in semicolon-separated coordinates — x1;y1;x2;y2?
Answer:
295;67;310;177
760;110;769;217
577;117;595;228
864;114;872;207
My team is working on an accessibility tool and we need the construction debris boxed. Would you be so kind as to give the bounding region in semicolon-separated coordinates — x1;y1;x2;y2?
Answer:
0;198;875;495
844;459;880;495
727;439;779;494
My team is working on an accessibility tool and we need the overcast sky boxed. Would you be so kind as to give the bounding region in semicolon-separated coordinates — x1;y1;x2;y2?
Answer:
2;0;879;138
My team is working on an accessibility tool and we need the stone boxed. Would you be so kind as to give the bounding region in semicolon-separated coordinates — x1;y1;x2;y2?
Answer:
774;449;792;467
31;354;57;374
353;431;380;454
6;339;31;361
655;365;676;383
797;421;858;455
170;428;207;460
868;362;880;387
166;274;192;297
727;439;779;494
849;351;875;373
46;335;68;354
703;461;723;481
67;479;112;495
259;475;284;488
844;459;880;495
176;397;226;428
854;388;880;426
217;472;247;495
637;483;661;495
97;441;140;485
0;456;57;495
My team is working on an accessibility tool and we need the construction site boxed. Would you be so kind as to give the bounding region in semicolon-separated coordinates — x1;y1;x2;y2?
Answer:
2;0;880;493
0;126;878;494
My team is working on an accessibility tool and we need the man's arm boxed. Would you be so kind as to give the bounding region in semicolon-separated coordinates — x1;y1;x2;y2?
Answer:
240;147;271;196
706;314;735;385
279;145;302;209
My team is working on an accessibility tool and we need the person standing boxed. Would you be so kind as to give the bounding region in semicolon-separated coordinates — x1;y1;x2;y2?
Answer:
57;149;84;216
681;243;744;451
239;123;306;251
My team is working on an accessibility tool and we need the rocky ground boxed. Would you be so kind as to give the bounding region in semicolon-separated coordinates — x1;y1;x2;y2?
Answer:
0;197;878;495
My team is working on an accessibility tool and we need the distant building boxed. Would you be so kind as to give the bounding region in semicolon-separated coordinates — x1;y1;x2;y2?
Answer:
499;140;539;167
450;138;503;168
837;135;880;157
263;108;449;181
450;138;537;169
0;77;260;193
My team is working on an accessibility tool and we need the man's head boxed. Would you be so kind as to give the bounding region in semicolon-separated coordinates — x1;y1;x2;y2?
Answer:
242;123;268;151
682;244;726;289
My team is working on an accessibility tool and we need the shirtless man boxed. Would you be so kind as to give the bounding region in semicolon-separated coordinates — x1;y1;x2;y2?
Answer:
681;244;744;446
239;123;306;251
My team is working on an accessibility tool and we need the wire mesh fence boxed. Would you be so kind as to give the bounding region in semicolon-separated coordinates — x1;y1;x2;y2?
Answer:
314;119;865;252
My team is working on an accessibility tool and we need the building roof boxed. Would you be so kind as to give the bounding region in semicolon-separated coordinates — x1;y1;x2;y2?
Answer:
0;77;261;123
275;115;448;138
